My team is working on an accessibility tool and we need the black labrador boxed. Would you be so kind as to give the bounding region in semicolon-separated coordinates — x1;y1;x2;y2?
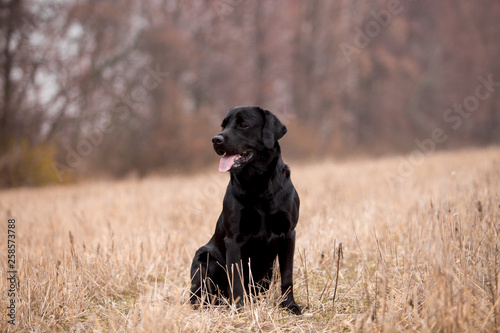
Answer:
189;106;301;314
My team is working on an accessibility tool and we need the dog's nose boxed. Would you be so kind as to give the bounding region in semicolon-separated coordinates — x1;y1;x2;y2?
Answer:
212;134;224;145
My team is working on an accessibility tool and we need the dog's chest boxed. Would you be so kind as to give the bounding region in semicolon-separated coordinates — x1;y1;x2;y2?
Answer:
239;207;290;241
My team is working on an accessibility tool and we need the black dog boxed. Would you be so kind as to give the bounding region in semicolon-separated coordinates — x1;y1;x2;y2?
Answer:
189;106;301;314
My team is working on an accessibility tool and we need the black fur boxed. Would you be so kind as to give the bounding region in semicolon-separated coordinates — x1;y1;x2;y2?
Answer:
190;106;301;314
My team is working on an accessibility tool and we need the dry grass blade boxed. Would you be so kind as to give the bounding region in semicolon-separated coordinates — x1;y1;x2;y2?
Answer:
0;147;499;331
298;248;310;309
332;242;343;311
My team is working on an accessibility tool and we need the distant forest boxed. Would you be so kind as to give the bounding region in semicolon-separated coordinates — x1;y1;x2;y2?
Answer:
1;0;499;186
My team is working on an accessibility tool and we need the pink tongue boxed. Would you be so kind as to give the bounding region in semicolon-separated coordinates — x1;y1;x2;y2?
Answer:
219;154;238;172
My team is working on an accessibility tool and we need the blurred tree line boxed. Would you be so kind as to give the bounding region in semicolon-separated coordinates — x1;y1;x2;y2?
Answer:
1;0;499;187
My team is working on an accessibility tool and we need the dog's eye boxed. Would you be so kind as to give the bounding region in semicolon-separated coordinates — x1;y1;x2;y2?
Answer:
239;122;248;129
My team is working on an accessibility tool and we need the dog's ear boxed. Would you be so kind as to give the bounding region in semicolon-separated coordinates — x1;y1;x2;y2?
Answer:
261;109;287;149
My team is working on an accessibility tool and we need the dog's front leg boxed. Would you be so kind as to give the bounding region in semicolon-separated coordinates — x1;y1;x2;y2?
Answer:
225;238;245;308
278;230;301;314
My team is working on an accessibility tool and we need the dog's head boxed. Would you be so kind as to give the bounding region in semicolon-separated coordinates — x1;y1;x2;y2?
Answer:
213;106;287;173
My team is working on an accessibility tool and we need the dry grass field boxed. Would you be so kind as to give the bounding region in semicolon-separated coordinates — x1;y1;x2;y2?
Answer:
1;147;499;332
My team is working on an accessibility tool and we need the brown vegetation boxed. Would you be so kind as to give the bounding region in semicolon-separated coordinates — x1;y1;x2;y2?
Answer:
1;1;499;186
1;147;499;331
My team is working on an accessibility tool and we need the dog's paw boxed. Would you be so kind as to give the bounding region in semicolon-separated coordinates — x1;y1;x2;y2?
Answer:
281;300;302;315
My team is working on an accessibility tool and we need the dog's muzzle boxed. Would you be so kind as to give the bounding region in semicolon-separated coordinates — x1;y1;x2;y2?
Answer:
212;134;226;156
